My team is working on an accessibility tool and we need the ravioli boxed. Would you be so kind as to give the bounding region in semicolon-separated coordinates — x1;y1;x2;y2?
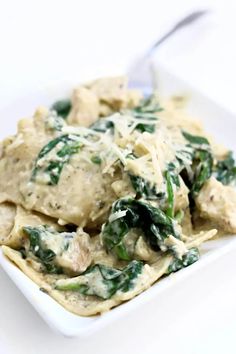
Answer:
0;203;63;248
0;108;121;227
0;76;235;317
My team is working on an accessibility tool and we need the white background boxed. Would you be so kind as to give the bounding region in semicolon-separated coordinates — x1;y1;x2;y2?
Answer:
1;0;236;353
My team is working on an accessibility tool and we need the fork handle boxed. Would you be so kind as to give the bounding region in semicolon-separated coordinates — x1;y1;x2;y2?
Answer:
146;10;208;57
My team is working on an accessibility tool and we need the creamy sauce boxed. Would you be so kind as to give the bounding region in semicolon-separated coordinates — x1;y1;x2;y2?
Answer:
0;76;234;317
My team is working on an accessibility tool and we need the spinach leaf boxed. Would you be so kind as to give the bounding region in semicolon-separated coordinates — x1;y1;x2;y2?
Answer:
129;174;165;200
167;162;180;187
90;95;162;134
23;226;62;274
102;198;179;260
91;155;102;164
135;123;155;133
51;99;71;119
167;247;199;274
102;216;131;261
182;131;209;146
55;260;143;299
165;171;174;218
129;164;179;218
90;119;114;133
32;134;82;185
178;148;213;197
130;95;163;120
191;149;213;196
128;95;162;133
179;131;213;197
176;148;194;170
215;152;236;185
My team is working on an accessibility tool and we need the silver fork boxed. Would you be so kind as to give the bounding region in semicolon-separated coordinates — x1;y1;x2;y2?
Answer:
128;10;209;93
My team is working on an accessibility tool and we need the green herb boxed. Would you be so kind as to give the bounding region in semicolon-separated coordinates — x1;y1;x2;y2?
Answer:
23;226;62;274
51;99;71;119
165;171;174;218
32;134;82;185
91;155;102;164
129;174;165;200
215;151;236;185
102;198;179;260
167;247;199;274
55;260;143;299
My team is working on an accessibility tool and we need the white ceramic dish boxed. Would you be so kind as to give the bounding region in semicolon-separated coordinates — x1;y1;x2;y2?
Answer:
0;63;236;337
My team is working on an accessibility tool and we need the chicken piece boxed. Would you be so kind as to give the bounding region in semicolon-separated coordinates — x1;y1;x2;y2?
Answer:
67;87;100;127
196;177;236;233
24;225;92;276
54;228;92;275
134;235;159;262
67;77;142;127
86;76;142;111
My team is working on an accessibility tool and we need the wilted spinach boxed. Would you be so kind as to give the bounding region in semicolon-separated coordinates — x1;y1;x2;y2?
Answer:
129;95;163;120
23;226;62;274
135;123;156;133
102;198;179;260
180;131;213;197
167;247;199;274
191;149;213;196
165;171;174;218
90;95;162;134
51;99;71;119
215;151;236;185
129;174;165;200
32;134;82;185
167;162;181;187
182;131;210;146
91;155;102;164
90;119;114;133
55;260;143;299
128;95;162;133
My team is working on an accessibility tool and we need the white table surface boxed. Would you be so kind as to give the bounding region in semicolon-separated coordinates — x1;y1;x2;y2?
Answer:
0;0;236;353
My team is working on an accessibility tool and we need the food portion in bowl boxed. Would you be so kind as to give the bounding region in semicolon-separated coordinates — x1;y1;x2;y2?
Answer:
0;76;236;316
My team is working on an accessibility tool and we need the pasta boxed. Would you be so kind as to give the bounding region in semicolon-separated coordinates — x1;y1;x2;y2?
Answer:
1;76;235;316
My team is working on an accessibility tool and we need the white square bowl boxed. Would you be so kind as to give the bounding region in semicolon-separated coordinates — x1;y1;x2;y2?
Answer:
0;63;236;337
